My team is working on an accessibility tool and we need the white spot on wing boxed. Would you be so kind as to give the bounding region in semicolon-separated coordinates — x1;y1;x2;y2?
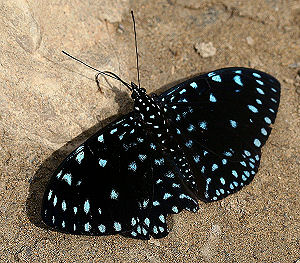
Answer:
199;121;207;130
114;222;121;231
185;140;193;148
264;117;271;124
154;158;164;165
99;159;107;167
248;105;258;113
256;87;264;95
98;134;104;142
110;128;117;134
210;94;217;102
163;193;172;199
48;190;53;200
56;170;62;179
84;200;90;214
205;178;211;199
190;82;197;88
62;173;72;186
153;201;160;206
110;189;119;200
193;155;200;163
256;80;264;85
128;161;137;171
229;120;237;128
85;222;91;232
254;138;261;147
138;154;147;162
220;177;225;185
150;143;156;149
131;218;136;226
253;72;261;78
159;215;165;223
62;200;66;211
144;218;150;226
172;206;179;213
187;124;195;132
165;171;175;178
53;195;57;206
212;164;218;171
233;75;243;86
159;226;164;232
261;128;267;136
271;87;277;93
76;151;84;164
98;224;106;233
211;75;221;82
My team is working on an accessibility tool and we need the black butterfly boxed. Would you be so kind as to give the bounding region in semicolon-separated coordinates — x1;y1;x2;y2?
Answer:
41;66;280;240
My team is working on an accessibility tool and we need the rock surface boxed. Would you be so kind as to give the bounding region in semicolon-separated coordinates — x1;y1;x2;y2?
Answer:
0;0;299;262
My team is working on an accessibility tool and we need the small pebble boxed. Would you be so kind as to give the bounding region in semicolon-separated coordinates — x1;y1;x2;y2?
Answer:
283;78;293;84
246;36;254;46
194;41;216;58
117;23;124;33
148;237;161;246
288;62;300;68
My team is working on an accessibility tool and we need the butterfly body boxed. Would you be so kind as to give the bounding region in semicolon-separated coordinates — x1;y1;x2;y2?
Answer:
42;67;280;239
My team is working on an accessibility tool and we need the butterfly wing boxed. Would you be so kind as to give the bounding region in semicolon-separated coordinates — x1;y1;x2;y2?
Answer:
41;66;280;239
157;67;280;202
42;112;199;240
41;113;154;236
123;150;199;239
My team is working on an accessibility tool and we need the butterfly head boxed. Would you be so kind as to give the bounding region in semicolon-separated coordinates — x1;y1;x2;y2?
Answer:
130;82;147;99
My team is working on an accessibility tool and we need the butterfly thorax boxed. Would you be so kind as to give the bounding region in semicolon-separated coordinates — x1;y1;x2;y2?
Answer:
131;84;169;143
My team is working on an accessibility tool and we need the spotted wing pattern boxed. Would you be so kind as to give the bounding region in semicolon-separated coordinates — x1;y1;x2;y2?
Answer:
158;67;280;201
42;113;154;236
42;113;200;239
124;151;199;239
41;67;280;239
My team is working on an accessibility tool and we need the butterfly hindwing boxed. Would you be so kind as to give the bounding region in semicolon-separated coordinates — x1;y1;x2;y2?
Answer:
124;151;199;239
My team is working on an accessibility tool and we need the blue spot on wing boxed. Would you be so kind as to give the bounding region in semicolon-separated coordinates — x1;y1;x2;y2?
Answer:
233;75;243;86
211;75;221;82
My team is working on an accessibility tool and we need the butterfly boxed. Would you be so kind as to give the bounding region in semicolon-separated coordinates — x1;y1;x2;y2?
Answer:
41;65;280;240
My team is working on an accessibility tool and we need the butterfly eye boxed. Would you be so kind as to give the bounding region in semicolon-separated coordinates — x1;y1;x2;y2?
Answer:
41;67;280;240
131;92;138;100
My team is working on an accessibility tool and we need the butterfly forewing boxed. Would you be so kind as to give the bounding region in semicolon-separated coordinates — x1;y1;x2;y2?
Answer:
42;113;153;235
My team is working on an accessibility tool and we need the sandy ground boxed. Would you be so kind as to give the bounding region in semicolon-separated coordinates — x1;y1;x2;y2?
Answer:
0;0;299;262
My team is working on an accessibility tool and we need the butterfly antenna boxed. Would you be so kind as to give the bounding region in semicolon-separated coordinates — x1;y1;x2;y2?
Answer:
131;11;141;88
61;50;132;91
